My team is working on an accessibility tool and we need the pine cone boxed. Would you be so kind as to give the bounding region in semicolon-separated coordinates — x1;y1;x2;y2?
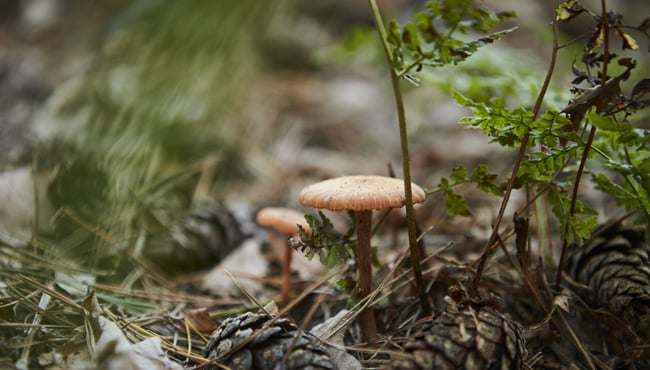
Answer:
145;200;244;273
565;224;650;327
202;311;336;370
388;306;527;370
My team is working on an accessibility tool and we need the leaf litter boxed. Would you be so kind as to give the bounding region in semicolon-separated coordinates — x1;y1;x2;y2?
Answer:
1;0;650;369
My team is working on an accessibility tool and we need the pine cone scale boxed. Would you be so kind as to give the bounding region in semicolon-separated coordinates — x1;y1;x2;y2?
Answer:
203;312;336;370
387;307;527;370
565;225;650;326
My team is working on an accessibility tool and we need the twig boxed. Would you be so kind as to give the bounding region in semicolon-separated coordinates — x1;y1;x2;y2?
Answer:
473;0;560;290
556;0;612;290
367;0;430;315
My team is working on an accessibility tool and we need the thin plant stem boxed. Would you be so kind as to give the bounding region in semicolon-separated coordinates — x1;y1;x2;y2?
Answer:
556;0;611;290
368;0;430;314
473;0;560;290
555;126;596;289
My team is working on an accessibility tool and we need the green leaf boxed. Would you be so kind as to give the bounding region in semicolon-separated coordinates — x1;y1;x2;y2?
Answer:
449;27;518;65
414;11;439;43
587;111;618;131
470;164;503;195
452;90;473;106
450;165;468;182
547;186;598;245
592;173;637;210
387;20;402;46
444;188;471;216
570;214;598;246
387;0;516;76
402;23;421;51
335;277;353;291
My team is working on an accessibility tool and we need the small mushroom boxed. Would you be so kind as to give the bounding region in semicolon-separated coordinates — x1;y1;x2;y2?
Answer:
298;175;426;341
256;207;313;307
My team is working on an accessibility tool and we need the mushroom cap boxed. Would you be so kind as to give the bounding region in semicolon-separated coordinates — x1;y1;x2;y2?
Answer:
298;175;426;212
256;207;312;235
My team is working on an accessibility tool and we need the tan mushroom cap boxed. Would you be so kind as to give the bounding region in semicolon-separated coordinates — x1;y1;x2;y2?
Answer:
256;207;312;235
299;175;426;212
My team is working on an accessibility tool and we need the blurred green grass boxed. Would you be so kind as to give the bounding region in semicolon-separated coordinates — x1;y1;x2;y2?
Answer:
36;0;289;276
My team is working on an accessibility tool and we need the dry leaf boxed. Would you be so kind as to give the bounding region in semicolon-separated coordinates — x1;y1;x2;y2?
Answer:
310;310;362;370
554;290;571;313
262;300;280;317
94;317;183;370
184;308;218;336
54;272;96;297
40;348;92;370
201;238;268;296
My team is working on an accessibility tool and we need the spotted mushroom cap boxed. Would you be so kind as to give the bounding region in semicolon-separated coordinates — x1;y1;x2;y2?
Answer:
298;175;426;212
256;207;312;235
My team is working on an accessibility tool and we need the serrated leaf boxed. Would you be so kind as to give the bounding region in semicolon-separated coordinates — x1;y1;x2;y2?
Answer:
592;173;637;209
414;11;439;43
388;1;515;76
438;176;451;190
444;188;471;216
445;27;517;65
573;214;598;243
604;160;633;175
402;23;421;51
450;165;467;182
387;20;402;46
470;164;503;195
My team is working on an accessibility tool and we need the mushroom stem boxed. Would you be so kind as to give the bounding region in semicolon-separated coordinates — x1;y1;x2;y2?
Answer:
266;231;293;307
281;234;293;307
355;209;377;341
256;207;313;309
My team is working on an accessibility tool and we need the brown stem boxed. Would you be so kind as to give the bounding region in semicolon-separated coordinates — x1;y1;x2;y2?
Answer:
267;232;293;308
556;0;611;291
281;234;293;308
355;210;377;341
473;0;560;290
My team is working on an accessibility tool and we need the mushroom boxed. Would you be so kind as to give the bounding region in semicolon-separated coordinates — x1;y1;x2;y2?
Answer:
298;175;426;341
256;207;313;307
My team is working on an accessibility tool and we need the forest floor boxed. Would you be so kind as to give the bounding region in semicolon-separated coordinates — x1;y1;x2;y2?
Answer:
1;1;649;369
